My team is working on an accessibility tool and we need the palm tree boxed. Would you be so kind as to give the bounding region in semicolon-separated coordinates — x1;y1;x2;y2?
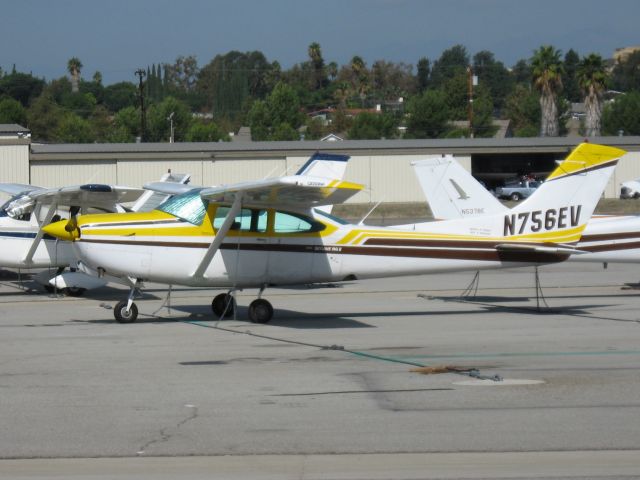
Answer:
67;57;83;93
307;42;326;90
577;53;608;137
531;46;564;136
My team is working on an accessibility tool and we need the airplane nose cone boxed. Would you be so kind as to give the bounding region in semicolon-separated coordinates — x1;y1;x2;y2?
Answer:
42;219;80;242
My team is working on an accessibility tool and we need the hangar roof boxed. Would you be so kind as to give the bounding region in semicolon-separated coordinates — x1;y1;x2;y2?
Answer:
30;136;640;161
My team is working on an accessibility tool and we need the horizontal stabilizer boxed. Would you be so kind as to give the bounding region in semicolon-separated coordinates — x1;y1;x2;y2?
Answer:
496;243;588;255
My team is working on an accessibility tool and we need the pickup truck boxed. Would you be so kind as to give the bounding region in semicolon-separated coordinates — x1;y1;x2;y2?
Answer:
494;180;541;201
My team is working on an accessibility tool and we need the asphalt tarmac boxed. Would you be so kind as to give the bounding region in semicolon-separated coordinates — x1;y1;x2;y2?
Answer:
1;262;639;479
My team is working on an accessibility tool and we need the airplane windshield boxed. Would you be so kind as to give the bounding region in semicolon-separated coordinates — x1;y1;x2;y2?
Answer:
157;189;207;225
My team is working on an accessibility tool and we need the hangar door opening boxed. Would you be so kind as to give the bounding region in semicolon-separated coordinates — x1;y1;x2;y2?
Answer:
471;152;564;190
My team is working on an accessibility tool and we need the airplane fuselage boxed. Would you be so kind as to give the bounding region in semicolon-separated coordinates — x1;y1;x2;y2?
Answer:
68;206;571;289
0;215;75;268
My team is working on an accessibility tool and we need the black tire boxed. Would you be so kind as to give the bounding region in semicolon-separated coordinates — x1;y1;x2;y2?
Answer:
248;299;273;324
510;192;521;201
212;293;235;318
114;300;138;323
62;287;85;297
43;284;55;293
633;192;640;199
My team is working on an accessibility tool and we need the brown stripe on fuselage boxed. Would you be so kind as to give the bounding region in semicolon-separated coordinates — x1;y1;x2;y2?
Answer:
78;238;567;263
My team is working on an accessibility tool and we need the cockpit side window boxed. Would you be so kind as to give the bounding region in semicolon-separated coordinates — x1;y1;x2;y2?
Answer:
273;211;325;233
213;207;268;233
157;189;207;225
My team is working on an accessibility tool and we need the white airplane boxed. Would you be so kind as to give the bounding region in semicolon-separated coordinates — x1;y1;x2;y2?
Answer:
411;151;640;264
42;143;624;324
0;171;192;294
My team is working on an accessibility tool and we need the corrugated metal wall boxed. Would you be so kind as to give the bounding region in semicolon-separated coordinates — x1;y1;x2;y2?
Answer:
30;160;117;187
0;144;29;184
16;147;640;202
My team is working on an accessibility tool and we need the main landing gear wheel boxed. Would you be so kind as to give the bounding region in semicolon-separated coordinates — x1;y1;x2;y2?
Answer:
114;300;138;323
212;293;235;318
248;299;273;324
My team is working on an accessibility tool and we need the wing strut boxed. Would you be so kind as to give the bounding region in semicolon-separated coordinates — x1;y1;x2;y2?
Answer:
23;199;59;264
192;193;243;278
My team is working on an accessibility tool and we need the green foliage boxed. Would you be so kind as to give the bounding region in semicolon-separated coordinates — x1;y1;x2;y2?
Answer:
430;45;469;89
511;59;532;85
442;72;469;120
562;49;581;103
471;86;498;138
0;97;27;125
26;94;64;141
602;91;640;135
405;90;451;138
611;51;640;92
416;57;430;92
247;100;270;141
347;112;397;140
504;84;540;136
473;50;512;111
103;82;138;112
186;120;229;142
54;112;94;143
197;51;273;121
0;72;45;106
147;96;192;142
271;122;299;141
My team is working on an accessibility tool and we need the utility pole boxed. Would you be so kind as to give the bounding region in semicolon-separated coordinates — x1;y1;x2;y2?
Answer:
135;69;147;142
467;66;474;139
167;112;175;143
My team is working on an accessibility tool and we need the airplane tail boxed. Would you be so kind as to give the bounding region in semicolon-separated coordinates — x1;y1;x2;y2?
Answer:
412;156;506;219
295;152;350;213
502;143;624;242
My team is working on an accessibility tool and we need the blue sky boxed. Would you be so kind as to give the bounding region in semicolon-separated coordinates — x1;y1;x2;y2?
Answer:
2;0;639;85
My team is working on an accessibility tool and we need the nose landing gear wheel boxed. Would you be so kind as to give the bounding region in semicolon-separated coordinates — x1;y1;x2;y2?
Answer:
248;299;273;324
212;293;235;318
114;300;138;323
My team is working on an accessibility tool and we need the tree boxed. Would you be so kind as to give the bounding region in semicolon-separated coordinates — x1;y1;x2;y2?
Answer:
347;112;397;139
55;112;94;143
504;84;540;137
370;60;415;103
67;57;83;93
405;90;451;138
103;82;138;112
0;71;45;106
416;57;430;92
430;45;469;89
164;55;199;92
146;96;192;142
602;92;640;136
577;53;608;137
473;50;512;112
0;97;27;125
186;120;229;142
26;94;64;141
307;42;327;91
111;106;139;142
511;59;532;85
562;49;581;103
531;45;564;137
611;50;640;92
247;82;302;140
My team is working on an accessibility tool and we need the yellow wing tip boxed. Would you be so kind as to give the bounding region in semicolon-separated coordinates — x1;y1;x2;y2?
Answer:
547;143;626;180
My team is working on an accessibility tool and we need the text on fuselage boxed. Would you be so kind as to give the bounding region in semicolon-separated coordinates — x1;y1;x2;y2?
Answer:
503;205;582;236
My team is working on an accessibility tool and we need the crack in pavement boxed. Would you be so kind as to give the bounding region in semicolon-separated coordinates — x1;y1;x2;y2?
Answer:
136;404;199;455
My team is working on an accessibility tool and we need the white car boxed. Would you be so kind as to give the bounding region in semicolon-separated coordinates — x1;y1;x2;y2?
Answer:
620;179;640;199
